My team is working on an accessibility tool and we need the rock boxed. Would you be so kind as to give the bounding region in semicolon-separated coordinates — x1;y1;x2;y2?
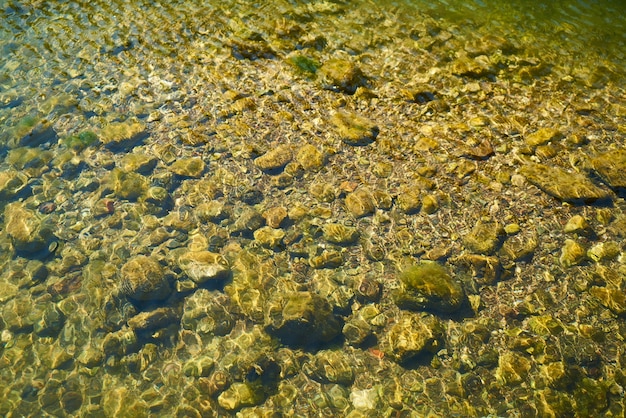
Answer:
396;187;421;214
322;223;359;245
100;121;147;150
169;157;205;178
309;249;343;269
463;220;504;255
381;312;444;363
218;382;265;411
265;291;343;347
524;128;563;147
450;55;493;78
394;261;466;314
495;351;531;386
262;206;288;228
520;163;611;203
177;251;230;284
33;303;65;337
181;289;234;337
230;207;265;237
589;287;626;316
345;188;376;217
121;153;157;175
254;144;292;172
319;58;368;94
127;307;179;332
421;194;439;214
109;168;149;201
592;149;626;190
120;255;171;301
4;202;55;255
331;111;379;145
296;144;325;170
564;215;591;234
0;170;28;201
253;226;285;249
141;186;174;215
587;241;620;262
61;131;98;152
304;350;354;384
11;116;58;148
559;239;586;267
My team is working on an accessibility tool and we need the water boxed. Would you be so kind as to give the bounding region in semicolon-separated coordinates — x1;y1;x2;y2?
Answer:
1;0;625;416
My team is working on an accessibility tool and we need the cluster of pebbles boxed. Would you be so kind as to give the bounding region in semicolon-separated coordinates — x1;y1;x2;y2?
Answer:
0;0;625;416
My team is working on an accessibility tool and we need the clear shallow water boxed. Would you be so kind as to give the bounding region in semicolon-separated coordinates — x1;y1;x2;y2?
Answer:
1;0;625;416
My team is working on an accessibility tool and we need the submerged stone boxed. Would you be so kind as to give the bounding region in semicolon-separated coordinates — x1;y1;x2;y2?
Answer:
296;144;325;171
265;291;342;347
520;163;611;203
254;144;292;172
345;188;376;217
100;121;147;150
381;312;444;363
560;239;587;267
304;350;354;384
169;157;205;178
4;202;55;255
591;149;626;190
463;221;504;255
331;110;379;145
394;261;466;313
120;255;171;301
524;128;563;147
322;223;359;245
178;251;230;284
0;170;29;201
319;58;368;94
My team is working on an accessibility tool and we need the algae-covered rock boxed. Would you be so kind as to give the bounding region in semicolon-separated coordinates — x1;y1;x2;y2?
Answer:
61;131;98;152
309;249;343;269
169;157;205;178
520;163;611;203
591;149;626;190
524;128;563;147
181;289;234;337
120;255;171;301
109;168;149;201
254;144;292;172
589;286;626;315
253;226;285;249
319;58;368;94
463;220;504;255
381;311;444;363
127;307;179;332
265;291;343;347
0;170;29;201
296;144;325;171
218;382;265;411
331;110;379;146
304;350;354;384
345;188;376;217
262;206;288;229
100;121;147;150
10;116;58;148
4;202;55;255
121;152;157;175
394;261;466;313
230;207;265;237
560;239;586;267
322;223;359;245
396;187;422;214
177;251;230;284
563;215;591;234
495;351;531;386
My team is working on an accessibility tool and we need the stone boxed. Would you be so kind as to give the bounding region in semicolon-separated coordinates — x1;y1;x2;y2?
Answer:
587;242;620;262
127;307;179;332
560;239;587;267
169;157;205;178
121;153;157;175
592;149;626;190
589;287;626;316
394;261;466;313
309;250;344;269
181;290;234;337
4;202;55;255
421;194;439;214
230;207;265;236
100;121;147;150
331;111;379;145
319;58;368;94
396;187;422;214
120;255;171;301
218;382;265;411
304;350;354;384
496;351;531;386
265;291;343;347
463;220;504;255
254;144;292;172
262;206;288;228
296;144;325;170
564;215;591;234
0;170;28;200
381;312;444;363
322;223;359;245
345;188;376;217
524;128;563;147
253;226;285;249
177;251;230;284
11;116;58;148
520;163;611;203
110;168;149;201
62;131;98;152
